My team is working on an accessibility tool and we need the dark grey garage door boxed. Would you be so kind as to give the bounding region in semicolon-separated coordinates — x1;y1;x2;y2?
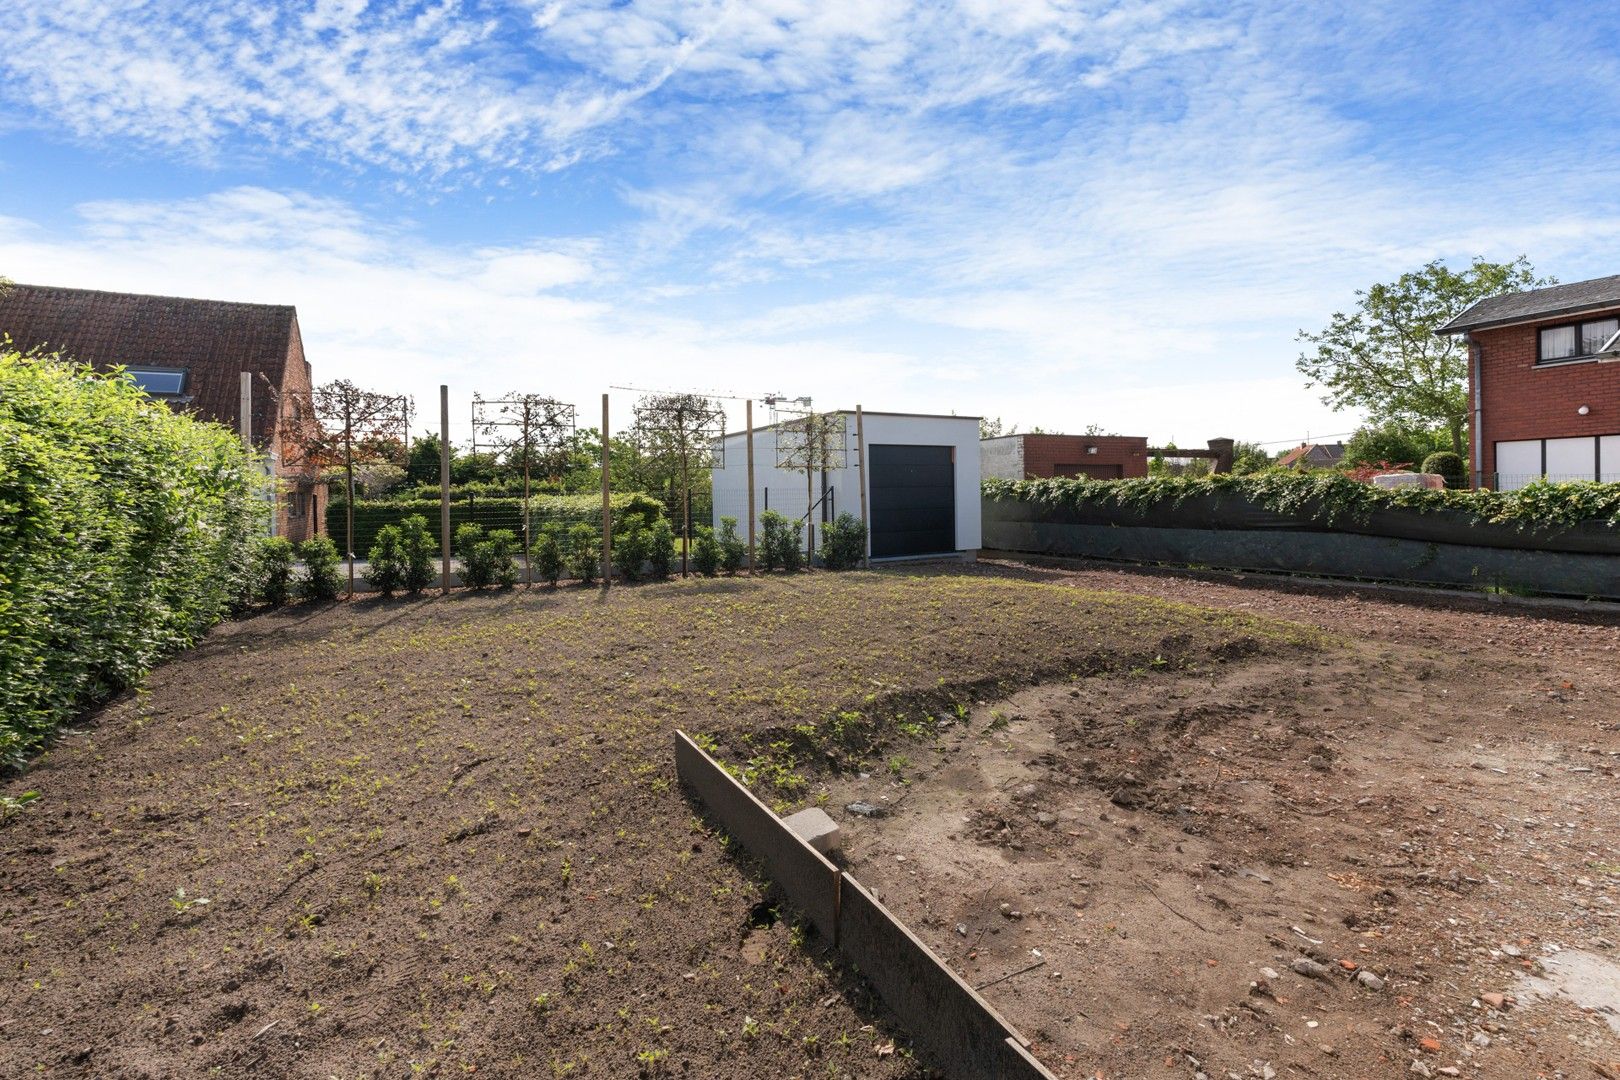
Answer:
869;444;955;558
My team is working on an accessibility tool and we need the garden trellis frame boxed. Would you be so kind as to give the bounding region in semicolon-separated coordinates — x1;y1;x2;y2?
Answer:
771;399;853;565
633;393;726;577
286;379;412;596
471;393;577;586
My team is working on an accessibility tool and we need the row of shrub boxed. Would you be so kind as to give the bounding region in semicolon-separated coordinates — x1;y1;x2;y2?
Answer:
983;471;1620;530
1;352;267;763
250;509;872;604
325;492;665;557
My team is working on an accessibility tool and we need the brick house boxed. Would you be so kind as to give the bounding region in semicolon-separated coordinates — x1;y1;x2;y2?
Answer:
1275;442;1346;470
0;283;327;540
982;433;1151;480
1438;274;1620;489
982;433;1235;481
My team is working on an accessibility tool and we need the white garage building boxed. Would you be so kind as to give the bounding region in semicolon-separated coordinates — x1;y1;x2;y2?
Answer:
711;411;981;561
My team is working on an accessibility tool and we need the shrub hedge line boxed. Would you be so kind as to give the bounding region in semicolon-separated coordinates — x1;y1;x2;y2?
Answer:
0;351;266;763
983;472;1620;531
326;492;665;556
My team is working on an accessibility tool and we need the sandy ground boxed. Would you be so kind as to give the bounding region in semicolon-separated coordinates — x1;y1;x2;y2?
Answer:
821;559;1620;1079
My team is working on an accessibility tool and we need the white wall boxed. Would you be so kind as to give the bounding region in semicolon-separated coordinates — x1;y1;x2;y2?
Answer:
711;411;981;557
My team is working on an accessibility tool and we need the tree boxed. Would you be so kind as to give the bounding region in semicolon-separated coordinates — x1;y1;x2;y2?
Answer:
1342;420;1450;469
1296;257;1550;456
1228;441;1273;474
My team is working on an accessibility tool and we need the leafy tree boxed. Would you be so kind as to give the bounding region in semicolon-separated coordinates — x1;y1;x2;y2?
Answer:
1342;420;1451;469
1421;451;1467;489
405;431;443;485
1297;257;1550;455
1228;441;1273;475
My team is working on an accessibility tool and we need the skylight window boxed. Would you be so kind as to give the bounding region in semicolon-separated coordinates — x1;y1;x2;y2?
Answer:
127;368;187;396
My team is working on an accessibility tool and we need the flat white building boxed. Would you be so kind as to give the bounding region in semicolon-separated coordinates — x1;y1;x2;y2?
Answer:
711;410;981;560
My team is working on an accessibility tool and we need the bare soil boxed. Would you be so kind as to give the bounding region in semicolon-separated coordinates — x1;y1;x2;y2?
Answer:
0;569;1300;1079
828;560;1620;1079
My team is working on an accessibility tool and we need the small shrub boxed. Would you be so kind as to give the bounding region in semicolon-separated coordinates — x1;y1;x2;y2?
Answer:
255;536;296;605
569;523;600;585
819;513;866;570
299;536;344;601
691;525;721;576
534;525;564;586
613;523;653;582
387;515;437;593
367;525;407;595
717;516;746;575
760;510;802;572
488;529;519;587
648;518;676;579
1421;451;1467;489
456;522;495;588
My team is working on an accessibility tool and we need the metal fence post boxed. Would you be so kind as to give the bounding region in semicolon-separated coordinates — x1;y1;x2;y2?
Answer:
746;399;757;575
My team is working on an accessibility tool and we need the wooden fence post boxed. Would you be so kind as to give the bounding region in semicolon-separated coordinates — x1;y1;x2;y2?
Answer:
601;393;612;588
746;399;757;575
440;385;452;593
855;405;869;568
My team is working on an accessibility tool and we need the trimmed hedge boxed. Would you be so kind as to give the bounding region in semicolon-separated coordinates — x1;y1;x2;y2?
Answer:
327;492;664;556
983;472;1620;531
1;351;267;763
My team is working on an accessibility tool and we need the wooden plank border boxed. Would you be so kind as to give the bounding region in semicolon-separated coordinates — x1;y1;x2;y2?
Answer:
674;731;1058;1080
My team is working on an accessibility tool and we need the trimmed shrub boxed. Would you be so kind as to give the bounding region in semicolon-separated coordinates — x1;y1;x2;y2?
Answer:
718;516;746;575
648;518;676;579
613;522;653;582
298;536;344;601
760;510;801;572
819;513;867;570
327;491;665;556
0;351;267;761
569;523;600;585
691;525;721;577
394;515;438;593
456;522;495;588
255;536;296;605
367;525;408;595
534;525;564;586
488;529;519;588
1421;451;1467;489
983;472;1620;531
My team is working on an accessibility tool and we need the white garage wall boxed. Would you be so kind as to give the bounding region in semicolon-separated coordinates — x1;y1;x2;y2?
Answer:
1493;440;1541;491
1545;437;1597;482
1603;436;1620;483
711;411;982;557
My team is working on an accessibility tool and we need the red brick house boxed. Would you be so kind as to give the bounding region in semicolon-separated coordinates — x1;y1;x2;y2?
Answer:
0;284;327;540
1438;274;1620;489
1276;442;1346;470
982;433;1235;480
982;433;1151;480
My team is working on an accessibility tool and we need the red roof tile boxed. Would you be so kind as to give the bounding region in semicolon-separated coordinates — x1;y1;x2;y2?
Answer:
0;283;301;446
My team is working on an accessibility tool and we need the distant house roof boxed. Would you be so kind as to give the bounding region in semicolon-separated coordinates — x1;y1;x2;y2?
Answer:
1437;274;1620;335
0;283;304;447
1276;442;1345;469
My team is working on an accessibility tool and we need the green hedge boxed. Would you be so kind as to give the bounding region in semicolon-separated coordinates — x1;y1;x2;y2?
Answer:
983;473;1620;531
0;351;267;763
327;492;664;556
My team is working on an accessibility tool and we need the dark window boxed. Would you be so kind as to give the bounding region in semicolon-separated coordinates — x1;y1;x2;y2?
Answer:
127;367;187;395
1538;318;1619;363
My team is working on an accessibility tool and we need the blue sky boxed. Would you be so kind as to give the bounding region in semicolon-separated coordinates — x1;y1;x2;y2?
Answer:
3;0;1618;447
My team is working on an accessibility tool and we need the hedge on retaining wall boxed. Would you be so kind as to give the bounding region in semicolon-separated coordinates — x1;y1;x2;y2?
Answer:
327;491;665;556
0;351;267;763
984;472;1620;531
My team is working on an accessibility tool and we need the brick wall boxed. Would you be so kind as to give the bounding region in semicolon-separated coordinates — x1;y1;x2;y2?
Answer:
1017;434;1149;480
1470;311;1620;485
270;324;326;543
